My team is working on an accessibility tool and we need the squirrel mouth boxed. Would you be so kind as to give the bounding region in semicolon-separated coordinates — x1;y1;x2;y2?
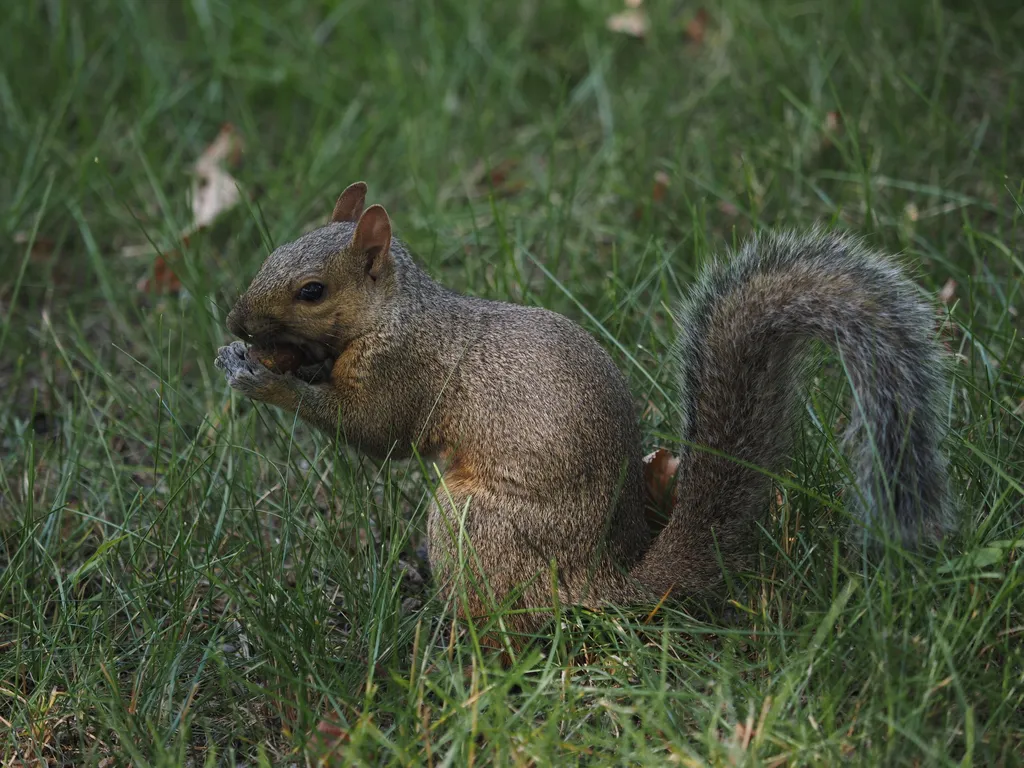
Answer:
248;333;337;383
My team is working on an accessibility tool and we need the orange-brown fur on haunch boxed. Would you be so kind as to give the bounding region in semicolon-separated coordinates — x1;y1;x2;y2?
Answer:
217;182;955;645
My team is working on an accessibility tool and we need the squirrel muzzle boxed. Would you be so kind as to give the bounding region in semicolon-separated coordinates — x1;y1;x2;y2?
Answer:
226;297;277;341
226;304;250;340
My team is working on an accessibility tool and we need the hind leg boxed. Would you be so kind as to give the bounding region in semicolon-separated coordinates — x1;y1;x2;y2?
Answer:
426;493;562;662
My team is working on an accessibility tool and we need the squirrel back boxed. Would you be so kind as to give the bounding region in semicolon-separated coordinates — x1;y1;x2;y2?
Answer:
219;186;955;641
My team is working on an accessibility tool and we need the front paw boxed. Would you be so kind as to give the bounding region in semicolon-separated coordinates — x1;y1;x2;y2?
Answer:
215;341;293;403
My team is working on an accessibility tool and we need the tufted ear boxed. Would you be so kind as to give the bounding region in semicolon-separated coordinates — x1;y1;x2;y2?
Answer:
350;204;392;280
330;181;368;223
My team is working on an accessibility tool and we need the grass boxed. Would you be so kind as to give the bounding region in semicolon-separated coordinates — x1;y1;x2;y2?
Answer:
2;0;1023;764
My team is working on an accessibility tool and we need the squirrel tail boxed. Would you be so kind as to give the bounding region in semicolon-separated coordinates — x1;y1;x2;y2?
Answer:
631;229;954;598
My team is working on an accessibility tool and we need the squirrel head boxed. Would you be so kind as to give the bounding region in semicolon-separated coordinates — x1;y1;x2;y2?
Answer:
226;182;401;358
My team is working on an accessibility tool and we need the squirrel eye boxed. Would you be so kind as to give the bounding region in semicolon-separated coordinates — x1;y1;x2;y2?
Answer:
297;282;325;302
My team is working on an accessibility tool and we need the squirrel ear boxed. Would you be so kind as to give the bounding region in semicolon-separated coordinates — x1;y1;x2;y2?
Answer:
330;181;368;223
350;204;393;280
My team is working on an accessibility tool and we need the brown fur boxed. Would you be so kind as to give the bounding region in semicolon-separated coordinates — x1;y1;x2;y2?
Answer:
216;187;955;643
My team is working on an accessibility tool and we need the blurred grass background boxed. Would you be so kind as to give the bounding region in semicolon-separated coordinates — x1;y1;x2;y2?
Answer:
1;0;1022;764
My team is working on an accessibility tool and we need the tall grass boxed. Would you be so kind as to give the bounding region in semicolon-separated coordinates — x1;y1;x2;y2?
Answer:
1;0;1021;763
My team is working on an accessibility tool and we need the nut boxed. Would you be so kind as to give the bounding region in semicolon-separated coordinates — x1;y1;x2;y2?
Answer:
246;343;306;374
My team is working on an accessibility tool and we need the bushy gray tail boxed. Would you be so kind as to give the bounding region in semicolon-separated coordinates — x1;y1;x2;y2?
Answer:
632;229;954;597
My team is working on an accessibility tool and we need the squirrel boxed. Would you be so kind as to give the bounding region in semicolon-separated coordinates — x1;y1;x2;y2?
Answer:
216;181;955;648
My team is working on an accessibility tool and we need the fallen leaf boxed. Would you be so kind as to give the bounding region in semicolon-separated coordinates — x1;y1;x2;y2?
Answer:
938;278;957;306
935;278;959;350
14;231;56;261
486;159;526;196
316;719;349;739
643;449;680;530
196;122;244;170
633;170;673;219
311;718;350;757
717;200;739;217
734;718;756;750
606;8;649;38
191;172;240;230
136;253;183;294
821;110;843;149
685;8;709;44
465;158;526;198
487;158;516;188
189;123;244;232
128;125;245;294
652;170;671;203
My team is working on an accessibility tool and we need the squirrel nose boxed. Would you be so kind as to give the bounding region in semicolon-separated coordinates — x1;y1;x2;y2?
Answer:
226;303;251;339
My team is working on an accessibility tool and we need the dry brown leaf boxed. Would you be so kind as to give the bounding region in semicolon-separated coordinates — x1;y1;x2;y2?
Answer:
633;170;672;219
485;158;526;196
126;124;245;294
487;158;516;188
936;278;959;351
734;719;755;750
642;448;680;530
196;122;244;170
606;8;649;38
686;8;709;44
14;231;56;261
465;157;526;199
189;123;244;233
191;170;241;230
136;253;183;294
717;200;739;217
316;719;349;740
652;170;671;203
311;718;350;757
821;110;843;149
938;278;957;306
